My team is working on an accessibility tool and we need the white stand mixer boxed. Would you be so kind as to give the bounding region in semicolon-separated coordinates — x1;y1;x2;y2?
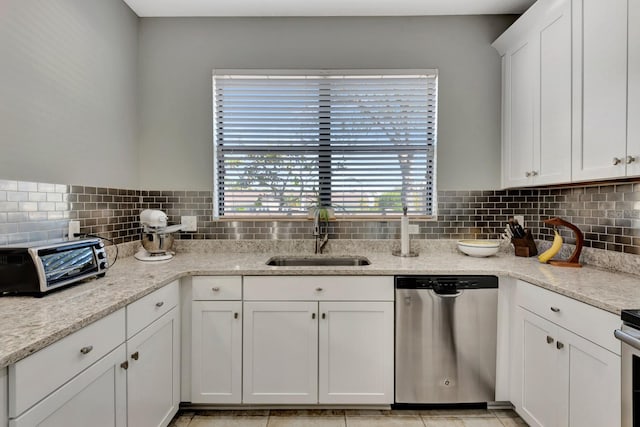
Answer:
135;209;184;262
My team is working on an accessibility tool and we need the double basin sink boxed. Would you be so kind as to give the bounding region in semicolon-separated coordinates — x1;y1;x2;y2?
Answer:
266;255;371;267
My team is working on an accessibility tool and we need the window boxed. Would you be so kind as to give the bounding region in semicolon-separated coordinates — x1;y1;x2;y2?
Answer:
213;70;437;218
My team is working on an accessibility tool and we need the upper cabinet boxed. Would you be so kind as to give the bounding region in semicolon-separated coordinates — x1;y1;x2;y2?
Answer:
494;0;572;188
494;0;640;187
572;0;633;180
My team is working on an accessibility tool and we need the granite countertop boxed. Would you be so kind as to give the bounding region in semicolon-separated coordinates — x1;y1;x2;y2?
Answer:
1;243;639;370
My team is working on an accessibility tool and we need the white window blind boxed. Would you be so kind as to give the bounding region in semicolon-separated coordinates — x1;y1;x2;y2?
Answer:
213;71;437;218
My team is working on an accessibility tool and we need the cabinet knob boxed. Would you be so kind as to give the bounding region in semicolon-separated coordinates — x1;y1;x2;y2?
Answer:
131;351;139;361
120;361;129;370
155;301;164;307
550;306;560;313
312;313;316;319
613;157;622;165
627;156;636;164
556;341;564;350
530;170;538;176
546;336;554;344
80;346;93;355
234;312;239;319
315;287;323;292
322;313;326;320
525;171;532;177
212;287;220;292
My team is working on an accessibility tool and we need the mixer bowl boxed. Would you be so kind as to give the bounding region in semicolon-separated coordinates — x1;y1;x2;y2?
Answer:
141;232;175;254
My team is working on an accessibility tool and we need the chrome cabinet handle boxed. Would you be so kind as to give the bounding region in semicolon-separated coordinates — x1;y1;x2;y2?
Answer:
212;287;220;292
556;341;564;350
315;287;323;292
628;156;636;164
546;336;554;344
155;301;164;307
550;307;560;313
613;157;622;165
131;351;139;361
80;346;93;355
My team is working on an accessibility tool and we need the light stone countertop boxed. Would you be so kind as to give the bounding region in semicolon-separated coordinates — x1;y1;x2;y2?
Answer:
1;240;639;369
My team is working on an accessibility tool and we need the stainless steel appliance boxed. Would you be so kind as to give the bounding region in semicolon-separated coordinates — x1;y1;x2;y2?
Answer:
0;238;108;295
615;310;640;427
395;275;498;404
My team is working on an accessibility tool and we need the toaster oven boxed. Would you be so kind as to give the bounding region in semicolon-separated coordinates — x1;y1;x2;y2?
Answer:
0;238;108;296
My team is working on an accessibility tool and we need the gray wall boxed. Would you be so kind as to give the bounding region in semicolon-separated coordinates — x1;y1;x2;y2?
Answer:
138;15;516;191
0;0;139;189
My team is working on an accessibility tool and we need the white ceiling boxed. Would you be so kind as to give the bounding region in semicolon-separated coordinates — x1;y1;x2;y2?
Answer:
122;0;535;17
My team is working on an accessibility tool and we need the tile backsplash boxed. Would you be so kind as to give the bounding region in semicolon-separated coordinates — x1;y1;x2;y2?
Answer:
1;178;639;257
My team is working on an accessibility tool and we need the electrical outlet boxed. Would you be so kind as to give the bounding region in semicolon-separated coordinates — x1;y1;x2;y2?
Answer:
68;220;80;240
181;216;197;232
514;215;525;228
408;224;420;234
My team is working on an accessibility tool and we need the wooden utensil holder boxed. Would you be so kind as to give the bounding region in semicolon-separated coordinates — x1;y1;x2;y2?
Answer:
511;230;538;257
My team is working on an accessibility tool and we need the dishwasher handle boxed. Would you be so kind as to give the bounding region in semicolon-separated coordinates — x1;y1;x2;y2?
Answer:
615;329;640;351
429;289;464;298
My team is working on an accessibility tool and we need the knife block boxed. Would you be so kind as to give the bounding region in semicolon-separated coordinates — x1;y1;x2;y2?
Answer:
511;230;538;257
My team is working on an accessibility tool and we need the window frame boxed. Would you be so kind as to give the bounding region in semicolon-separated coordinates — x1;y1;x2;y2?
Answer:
212;69;438;220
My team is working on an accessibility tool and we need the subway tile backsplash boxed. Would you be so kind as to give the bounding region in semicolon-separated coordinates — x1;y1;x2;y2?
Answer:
1;178;640;257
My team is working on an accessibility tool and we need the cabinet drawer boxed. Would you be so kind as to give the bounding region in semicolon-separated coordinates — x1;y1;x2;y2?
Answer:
127;281;179;339
243;276;394;301
9;308;125;417
515;280;620;354
192;276;241;301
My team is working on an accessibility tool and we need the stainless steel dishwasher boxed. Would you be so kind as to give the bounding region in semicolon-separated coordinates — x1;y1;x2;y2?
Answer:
395;275;498;404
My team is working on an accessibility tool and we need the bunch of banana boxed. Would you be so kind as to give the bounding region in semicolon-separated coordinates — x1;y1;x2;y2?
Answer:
538;230;563;263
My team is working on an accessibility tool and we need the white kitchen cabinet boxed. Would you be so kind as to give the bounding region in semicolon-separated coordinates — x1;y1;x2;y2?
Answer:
126;281;180;427
243;301;318;404
318;301;394;404
495;0;572;188
1;369;7;427
126;307;180;427
9;345;126;427
572;0;636;181
512;281;621;427
628;0;640;176
242;276;394;405
191;301;242;403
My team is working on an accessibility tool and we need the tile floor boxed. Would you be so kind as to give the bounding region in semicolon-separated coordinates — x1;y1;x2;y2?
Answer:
169;409;528;427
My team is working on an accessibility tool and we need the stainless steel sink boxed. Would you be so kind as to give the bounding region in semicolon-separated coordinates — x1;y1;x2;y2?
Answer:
266;255;371;267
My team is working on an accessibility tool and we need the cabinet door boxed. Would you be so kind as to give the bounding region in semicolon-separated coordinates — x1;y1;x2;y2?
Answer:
127;307;180;427
535;0;572;185
572;0;628;181
243;301;318;404
1;369;6;427
518;308;562;427
318;302;394;404
628;0;640;176
10;345;126;427
557;328;621;427
191;301;242;404
503;39;535;188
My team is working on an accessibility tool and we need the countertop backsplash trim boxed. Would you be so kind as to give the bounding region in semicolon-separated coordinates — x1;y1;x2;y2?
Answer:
1;177;640;260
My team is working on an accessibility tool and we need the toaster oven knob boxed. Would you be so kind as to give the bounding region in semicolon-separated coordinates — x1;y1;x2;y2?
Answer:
97;252;106;259
100;262;107;269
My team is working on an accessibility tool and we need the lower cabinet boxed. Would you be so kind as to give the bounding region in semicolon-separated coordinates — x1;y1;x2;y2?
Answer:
242;300;394;405
126;306;180;427
9;345;127;427
1;369;6;427
243;301;318;404
516;307;620;427
191;301;242;404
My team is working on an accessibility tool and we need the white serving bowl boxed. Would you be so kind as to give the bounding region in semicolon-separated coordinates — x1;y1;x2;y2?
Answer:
457;240;500;257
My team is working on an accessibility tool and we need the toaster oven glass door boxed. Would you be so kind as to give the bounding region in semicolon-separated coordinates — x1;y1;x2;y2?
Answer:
39;247;98;286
